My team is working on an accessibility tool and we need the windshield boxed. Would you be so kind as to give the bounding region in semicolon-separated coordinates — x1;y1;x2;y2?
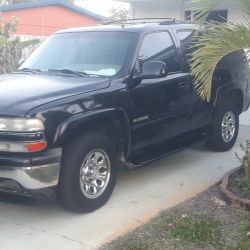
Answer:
20;32;133;77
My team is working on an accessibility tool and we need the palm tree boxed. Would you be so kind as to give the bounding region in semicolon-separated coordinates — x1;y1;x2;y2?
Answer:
190;0;250;101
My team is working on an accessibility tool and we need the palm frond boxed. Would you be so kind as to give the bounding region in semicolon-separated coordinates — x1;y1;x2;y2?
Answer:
190;23;250;101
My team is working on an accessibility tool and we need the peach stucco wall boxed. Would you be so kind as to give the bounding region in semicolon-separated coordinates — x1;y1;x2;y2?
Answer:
1;5;100;36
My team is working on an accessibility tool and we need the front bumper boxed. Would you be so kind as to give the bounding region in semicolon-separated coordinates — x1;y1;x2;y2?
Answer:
0;148;61;196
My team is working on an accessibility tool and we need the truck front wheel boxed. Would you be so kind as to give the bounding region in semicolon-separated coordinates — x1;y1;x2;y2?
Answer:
206;98;239;152
58;132;118;213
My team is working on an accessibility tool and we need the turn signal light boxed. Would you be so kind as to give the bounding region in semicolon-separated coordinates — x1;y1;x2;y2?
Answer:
26;141;47;152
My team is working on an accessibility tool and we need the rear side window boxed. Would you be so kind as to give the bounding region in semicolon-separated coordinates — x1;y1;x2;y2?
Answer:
177;30;194;67
138;32;181;73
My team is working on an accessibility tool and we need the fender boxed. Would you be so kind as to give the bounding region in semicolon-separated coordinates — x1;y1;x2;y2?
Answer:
212;82;234;107
212;50;249;111
53;108;132;157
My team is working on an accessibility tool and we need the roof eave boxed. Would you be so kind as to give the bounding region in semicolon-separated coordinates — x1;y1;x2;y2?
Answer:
0;0;106;21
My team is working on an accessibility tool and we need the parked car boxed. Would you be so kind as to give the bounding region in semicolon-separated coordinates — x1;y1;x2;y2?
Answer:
0;19;249;213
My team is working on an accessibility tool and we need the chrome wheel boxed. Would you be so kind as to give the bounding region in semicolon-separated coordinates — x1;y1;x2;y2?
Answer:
80;149;111;199
221;111;236;143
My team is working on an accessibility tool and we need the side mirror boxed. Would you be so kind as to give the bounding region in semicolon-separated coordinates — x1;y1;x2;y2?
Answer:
140;61;168;80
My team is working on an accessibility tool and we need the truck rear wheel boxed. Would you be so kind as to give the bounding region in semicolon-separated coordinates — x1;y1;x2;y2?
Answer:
206;98;239;152
58;132;118;213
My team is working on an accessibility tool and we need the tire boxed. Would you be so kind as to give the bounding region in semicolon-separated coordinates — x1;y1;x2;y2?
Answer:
58;132;118;213
206;98;239;152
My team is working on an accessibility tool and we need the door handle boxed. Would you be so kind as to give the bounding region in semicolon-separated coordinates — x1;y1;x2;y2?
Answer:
178;82;190;92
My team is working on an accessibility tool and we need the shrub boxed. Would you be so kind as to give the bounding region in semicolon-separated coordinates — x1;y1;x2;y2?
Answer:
0;17;39;74
236;140;250;179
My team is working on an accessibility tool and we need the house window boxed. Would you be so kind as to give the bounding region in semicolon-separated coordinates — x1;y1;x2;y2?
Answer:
184;9;228;23
184;10;192;21
207;10;228;22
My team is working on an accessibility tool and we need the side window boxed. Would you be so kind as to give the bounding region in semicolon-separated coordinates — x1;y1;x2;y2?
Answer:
177;30;194;66
138;32;181;73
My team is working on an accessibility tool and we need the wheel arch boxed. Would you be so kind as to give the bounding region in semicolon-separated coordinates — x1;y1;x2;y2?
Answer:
53;108;131;160
212;49;246;114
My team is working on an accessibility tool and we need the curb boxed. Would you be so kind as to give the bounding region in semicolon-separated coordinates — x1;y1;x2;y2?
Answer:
220;166;250;210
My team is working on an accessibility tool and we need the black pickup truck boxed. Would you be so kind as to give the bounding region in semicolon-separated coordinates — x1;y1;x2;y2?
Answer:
0;20;249;212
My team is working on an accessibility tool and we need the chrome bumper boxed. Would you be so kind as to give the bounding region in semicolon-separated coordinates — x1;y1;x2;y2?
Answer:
0;163;60;190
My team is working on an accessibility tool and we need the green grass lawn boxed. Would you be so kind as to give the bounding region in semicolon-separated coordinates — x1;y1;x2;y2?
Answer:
101;185;250;250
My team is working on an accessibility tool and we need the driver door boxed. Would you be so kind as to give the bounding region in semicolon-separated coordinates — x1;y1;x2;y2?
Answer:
130;31;193;152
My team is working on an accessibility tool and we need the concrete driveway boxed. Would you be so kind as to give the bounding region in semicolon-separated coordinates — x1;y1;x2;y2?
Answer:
240;107;250;126
0;125;249;250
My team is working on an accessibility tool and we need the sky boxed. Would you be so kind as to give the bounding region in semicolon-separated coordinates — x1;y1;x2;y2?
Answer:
75;0;130;17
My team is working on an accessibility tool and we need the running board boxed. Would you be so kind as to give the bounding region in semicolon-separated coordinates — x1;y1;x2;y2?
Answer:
126;131;210;169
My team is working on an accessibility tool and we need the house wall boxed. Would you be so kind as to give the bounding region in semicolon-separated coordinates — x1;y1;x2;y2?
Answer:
227;4;244;23
1;5;100;36
130;1;183;19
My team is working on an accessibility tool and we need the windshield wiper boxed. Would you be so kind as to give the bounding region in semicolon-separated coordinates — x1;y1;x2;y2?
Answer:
48;69;89;77
16;68;42;74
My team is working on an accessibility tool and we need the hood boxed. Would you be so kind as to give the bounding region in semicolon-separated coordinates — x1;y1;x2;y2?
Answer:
0;73;110;116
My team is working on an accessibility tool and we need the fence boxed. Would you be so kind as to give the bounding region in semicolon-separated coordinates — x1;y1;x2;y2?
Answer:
15;34;47;59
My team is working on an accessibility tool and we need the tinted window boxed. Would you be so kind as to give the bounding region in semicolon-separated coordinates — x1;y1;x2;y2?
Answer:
178;31;193;41
138;32;181;73
177;30;194;67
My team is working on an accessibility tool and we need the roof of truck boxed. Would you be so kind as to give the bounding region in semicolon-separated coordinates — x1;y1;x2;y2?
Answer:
56;20;196;34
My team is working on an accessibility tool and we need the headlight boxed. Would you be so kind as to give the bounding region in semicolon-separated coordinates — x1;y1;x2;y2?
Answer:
0;118;44;132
